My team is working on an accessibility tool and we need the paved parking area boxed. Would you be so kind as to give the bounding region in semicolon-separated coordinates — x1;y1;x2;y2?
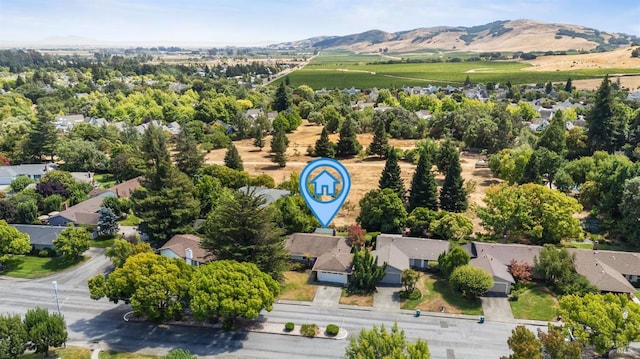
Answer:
481;296;514;322
374;287;401;311
312;285;342;307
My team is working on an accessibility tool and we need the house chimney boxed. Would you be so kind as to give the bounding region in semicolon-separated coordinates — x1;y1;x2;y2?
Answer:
593;240;599;251
185;248;193;265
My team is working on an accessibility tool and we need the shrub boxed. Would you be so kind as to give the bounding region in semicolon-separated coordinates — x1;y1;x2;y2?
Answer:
325;324;339;336
449;264;494;298
300;323;318;337
408;288;422;300
284;322;295;332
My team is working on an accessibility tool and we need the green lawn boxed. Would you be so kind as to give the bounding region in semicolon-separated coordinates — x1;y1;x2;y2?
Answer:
99;351;161;359
1;255;86;278
20;347;92;359
118;214;142;226
92;237;116;248
93;173;117;188
509;285;559;321
401;274;483;315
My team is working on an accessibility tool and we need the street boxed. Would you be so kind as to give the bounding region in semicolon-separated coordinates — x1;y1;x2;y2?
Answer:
0;250;531;358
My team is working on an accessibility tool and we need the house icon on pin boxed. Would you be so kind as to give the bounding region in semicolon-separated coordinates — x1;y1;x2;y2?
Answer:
311;170;340;196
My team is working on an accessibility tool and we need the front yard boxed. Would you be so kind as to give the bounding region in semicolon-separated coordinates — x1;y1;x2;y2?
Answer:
1;255;86;278
340;288;374;306
278;270;317;301
509;284;559;321
401;273;483;315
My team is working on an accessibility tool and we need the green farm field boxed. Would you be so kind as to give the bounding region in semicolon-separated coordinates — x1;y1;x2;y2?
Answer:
283;52;640;89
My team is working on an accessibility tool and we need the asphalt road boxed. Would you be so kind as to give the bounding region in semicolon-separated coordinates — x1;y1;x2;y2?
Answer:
0;249;535;359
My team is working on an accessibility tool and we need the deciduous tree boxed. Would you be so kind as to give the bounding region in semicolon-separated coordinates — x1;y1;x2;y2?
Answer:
537;325;582;359
53;225;91;261
345;323;430;359
559;293;640;353
449;264;493;298
0;313;28;359
0;219;30;263
23;307;67;357
189;260;279;326
357;188;407;234
105;239;153;268
401;269;420;293
505;325;543;359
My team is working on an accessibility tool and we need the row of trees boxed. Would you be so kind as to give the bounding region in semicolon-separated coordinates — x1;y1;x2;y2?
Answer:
0;307;67;358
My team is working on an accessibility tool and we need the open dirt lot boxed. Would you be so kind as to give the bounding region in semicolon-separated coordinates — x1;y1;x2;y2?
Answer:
205;121;500;230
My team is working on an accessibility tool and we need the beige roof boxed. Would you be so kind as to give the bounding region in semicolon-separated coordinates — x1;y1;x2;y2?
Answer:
569;249;640;276
89;177;142;198
159;234;211;264
371;243;409;271
312;251;353;273
572;250;636;293
470;254;514;283
376;234;449;261
52;196;104;225
284;233;351;258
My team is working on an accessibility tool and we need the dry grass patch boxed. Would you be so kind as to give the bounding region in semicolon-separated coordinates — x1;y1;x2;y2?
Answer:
340;288;374;306
402;273;483;315
278;270;317;301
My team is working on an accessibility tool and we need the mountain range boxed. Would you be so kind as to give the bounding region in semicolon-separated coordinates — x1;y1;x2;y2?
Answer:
273;19;639;53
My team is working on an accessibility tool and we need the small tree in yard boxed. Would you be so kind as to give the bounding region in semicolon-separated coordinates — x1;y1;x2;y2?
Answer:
507;259;532;284
401;269;420;293
347;223;366;248
438;246;470;278
537;325;583;359
23;307;67;357
449;264;493;299
0;313;28;358
97;207;119;237
504;325;543;359
349;249;386;295
53;225;91;261
345;323;430;359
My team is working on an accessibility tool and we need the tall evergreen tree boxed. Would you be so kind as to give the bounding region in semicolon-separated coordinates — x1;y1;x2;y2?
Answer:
367;118;388;158
224;142;244;171
378;147;405;200
348;249;387;295
201;189;289;280
174;129;204;177
273;82;291;112
435;138;457;174
270;122;288;167
586;75;615;153
564;77;573;92
408;147;438;211
314;126;335;158
336;118;362;158
537;110;567;154
26;117;57;161
439;152;468;212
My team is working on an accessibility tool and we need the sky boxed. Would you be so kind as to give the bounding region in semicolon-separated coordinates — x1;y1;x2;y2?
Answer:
1;0;640;46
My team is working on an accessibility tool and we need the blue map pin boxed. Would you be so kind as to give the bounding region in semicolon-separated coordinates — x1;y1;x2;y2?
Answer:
299;158;351;228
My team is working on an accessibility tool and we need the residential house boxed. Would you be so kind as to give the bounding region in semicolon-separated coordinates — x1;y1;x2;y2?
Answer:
284;233;352;284
569;248;640;287
0;163;57;185
470;253;515;295
159;234;211;267
85;117;108;127
371;234;451;286
54;114;85;132
48;178;141;227
10;224;65;251
238;186;290;207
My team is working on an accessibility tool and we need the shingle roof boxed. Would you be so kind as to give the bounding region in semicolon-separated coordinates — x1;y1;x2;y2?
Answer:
376;234;449;261
312;252;353;273
10;224;65;246
470;254;515;283
159;234;211;264
569;249;640;276
572;251;636;293
238;186;290;207
50;196;104;225
371;244;409;271
466;242;542;266
284;233;351;258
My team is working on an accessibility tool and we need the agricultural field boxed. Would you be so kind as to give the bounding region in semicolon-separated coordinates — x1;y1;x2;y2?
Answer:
284;50;640;89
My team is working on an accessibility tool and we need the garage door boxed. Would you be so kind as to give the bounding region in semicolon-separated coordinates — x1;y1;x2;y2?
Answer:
317;271;347;285
489;281;509;295
380;272;401;286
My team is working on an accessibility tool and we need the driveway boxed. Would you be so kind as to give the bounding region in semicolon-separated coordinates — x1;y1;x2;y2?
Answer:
312;285;342;307
373;287;401;311
481;296;515;322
